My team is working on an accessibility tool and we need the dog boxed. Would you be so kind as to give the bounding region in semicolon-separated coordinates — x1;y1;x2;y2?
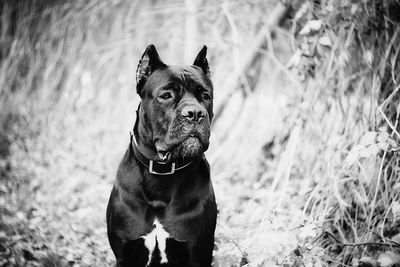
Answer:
106;44;217;267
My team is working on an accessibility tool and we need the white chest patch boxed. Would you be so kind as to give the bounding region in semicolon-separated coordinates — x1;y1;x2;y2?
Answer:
141;219;170;265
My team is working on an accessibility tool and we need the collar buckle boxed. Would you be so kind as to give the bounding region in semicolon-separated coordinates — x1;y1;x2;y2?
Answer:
149;160;176;175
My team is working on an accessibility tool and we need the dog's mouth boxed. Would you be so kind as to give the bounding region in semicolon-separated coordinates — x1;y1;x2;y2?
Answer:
155;133;206;161
179;136;204;158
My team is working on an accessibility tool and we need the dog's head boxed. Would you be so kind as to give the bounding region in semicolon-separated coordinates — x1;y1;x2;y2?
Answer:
135;44;213;161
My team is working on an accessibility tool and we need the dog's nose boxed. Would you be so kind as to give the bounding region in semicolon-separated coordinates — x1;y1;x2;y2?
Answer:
181;105;205;122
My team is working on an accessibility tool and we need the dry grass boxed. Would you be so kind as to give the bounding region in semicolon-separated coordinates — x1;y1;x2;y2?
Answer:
282;1;400;266
0;0;399;266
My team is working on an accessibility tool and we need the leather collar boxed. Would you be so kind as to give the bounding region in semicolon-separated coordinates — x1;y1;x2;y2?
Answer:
130;132;193;175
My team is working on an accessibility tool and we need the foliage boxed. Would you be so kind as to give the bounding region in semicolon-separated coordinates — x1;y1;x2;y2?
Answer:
286;0;400;266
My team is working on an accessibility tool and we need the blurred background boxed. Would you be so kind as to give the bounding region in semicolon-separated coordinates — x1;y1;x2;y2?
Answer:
0;0;399;266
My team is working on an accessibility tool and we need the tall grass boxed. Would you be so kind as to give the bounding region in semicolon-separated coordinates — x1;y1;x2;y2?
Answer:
286;1;400;266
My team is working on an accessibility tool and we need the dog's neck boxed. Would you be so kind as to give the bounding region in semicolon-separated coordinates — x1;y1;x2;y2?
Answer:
133;104;161;162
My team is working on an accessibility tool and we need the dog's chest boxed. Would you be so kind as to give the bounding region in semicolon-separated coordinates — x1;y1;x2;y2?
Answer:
141;219;170;265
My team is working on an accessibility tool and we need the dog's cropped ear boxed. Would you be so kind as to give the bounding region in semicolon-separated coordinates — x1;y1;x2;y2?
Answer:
193;45;210;76
136;44;165;95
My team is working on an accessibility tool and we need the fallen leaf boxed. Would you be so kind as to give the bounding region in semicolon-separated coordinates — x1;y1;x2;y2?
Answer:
319;35;332;47
299;20;322;35
287;50;302;69
360;132;377;146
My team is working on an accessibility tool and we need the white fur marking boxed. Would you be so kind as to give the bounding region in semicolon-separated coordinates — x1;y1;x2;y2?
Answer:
141;219;170;265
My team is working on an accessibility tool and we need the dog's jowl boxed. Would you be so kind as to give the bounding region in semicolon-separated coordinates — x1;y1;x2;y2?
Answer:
106;44;217;267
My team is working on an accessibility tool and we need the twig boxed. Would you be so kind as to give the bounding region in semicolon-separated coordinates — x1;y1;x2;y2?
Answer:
368;149;387;228
358;222;400;247
271;124;301;208
230;239;249;265
184;0;198;63
213;0;304;123
222;0;240;68
323;231;400;247
378;84;400;139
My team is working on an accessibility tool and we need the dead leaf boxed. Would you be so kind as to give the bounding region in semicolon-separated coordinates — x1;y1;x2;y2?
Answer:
299;20;323;35
319;36;332;47
287;50;303;69
360;132;377;146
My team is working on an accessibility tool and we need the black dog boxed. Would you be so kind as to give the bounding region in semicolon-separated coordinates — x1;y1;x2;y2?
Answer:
106;44;217;267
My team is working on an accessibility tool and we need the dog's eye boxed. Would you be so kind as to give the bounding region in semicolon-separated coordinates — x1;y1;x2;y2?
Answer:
159;92;173;100
202;93;211;101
